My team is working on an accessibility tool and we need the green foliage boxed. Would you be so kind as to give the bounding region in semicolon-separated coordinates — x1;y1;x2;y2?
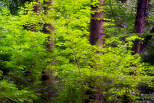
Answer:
0;80;38;103
0;0;154;103
0;5;48;102
51;0;154;102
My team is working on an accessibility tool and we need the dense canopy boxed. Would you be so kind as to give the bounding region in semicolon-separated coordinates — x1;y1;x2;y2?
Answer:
0;0;154;102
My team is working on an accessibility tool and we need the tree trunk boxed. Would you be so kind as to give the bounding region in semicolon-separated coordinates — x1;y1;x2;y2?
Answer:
90;0;105;48
33;5;40;13
41;0;56;100
87;0;105;102
121;0;127;3
91;0;104;102
134;0;148;53
43;0;54;50
118;0;128;3
135;0;148;33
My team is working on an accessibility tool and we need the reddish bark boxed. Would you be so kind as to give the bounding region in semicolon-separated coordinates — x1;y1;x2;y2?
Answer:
41;70;56;99
90;0;105;48
88;0;105;102
94;82;104;103
118;0;127;3
41;0;56;100
134;0;148;53
134;39;143;54
33;5;40;12
134;0;148;33
42;24;54;50
43;0;54;51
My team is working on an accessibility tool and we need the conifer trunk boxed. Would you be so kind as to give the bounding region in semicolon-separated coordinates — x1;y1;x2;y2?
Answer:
41;0;56;100
134;0;148;53
87;0;105;102
90;0;105;48
135;0;148;33
121;0;127;3
43;0;54;50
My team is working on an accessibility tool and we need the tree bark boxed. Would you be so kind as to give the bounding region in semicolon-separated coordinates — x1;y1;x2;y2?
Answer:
118;0;128;3
90;0;105;48
121;0;127;3
43;0;54;50
41;0;56;100
87;0;105;102
33;5;40;13
134;0;148;53
134;0;148;33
